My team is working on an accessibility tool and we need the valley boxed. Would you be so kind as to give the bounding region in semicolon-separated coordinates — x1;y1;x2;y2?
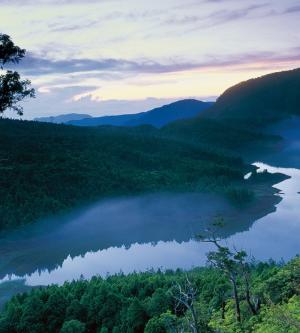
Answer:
1;65;300;332
1;3;300;331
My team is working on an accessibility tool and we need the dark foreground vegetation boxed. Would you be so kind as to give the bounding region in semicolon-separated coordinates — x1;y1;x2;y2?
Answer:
0;253;299;333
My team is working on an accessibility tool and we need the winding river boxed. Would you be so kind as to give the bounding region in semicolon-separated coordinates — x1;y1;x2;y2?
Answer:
1;118;300;308
1;163;300;286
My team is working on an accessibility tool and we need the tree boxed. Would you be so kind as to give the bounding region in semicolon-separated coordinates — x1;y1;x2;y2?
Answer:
144;316;166;333
60;320;85;333
255;296;300;333
204;235;260;321
98;327;109;333
45;290;68;332
197;224;242;323
126;298;148;333
160;311;185;333
146;288;172;317
170;276;200;333
18;295;46;333
0;34;35;115
197;219;260;324
235;250;260;315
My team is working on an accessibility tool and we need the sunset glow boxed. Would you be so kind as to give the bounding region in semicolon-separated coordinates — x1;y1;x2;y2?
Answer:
1;0;299;118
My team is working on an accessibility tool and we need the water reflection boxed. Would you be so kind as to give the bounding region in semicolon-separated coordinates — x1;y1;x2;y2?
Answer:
231;162;300;261
5;162;297;287
0;187;279;282
0;162;299;289
4;241;213;286
1;118;300;311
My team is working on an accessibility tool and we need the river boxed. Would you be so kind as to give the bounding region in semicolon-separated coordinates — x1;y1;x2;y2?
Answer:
0;162;299;287
1;118;300;308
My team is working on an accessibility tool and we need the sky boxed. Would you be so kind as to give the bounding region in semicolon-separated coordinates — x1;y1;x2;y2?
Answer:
1;0;300;119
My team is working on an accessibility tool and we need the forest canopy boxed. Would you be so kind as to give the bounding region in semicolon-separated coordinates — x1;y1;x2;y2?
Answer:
0;256;299;333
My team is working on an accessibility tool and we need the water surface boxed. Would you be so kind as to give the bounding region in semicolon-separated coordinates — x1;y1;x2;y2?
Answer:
1;118;300;307
0;162;299;288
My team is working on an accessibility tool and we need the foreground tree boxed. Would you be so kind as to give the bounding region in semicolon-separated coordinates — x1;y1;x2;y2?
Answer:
170;276;200;333
0;34;35;115
60;320;85;333
197;220;260;324
255;296;300;333
207;240;242;323
235;250;260;315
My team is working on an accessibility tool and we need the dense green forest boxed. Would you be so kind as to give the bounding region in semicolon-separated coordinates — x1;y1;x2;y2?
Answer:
0;118;253;231
1;68;300;231
1;35;300;333
0;253;299;333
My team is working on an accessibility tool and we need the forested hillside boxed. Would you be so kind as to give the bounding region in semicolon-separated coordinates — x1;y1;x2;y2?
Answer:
0;118;250;231
1;68;300;231
0;256;299;333
164;68;300;150
211;68;300;125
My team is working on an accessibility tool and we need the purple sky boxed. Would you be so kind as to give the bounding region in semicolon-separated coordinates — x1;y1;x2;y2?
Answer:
1;0;300;119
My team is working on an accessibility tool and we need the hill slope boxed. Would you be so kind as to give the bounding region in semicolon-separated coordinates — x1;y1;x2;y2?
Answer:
34;113;92;124
210;67;300;125
163;68;300;150
0;119;248;231
68;99;213;128
1;68;299;231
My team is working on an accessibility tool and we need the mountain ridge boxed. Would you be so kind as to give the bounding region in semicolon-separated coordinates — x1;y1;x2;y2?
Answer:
1;68;299;231
34;113;92;124
67;99;213;128
163;68;300;150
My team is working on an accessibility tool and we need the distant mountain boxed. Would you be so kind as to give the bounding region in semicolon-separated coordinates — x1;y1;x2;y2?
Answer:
163;68;300;150
34;113;92;124
67;99;214;128
2;68;299;232
209;68;300;125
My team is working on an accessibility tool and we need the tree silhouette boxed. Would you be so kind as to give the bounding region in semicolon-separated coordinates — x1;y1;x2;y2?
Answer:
0;34;35;115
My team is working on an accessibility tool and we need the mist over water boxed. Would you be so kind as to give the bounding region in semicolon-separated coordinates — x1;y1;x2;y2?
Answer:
0;192;261;280
0;164;298;286
1;117;300;307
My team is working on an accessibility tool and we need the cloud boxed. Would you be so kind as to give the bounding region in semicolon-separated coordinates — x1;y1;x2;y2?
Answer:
0;0;113;4
284;5;300;14
45;9;160;33
163;2;300;31
48;21;99;32
18;84;193;119
165;3;270;28
14;49;300;79
15;54;203;77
